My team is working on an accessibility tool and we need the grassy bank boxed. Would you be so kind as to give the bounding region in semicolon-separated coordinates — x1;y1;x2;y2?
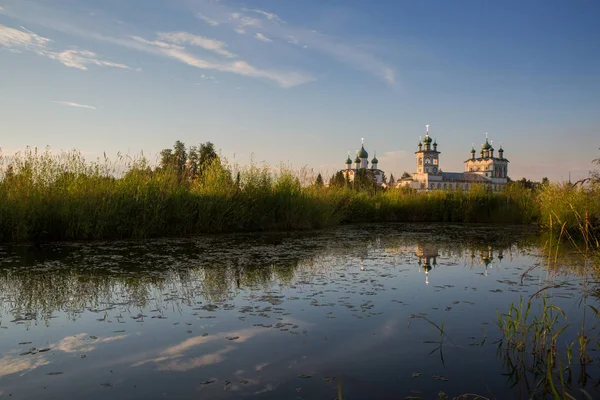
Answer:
0;147;598;243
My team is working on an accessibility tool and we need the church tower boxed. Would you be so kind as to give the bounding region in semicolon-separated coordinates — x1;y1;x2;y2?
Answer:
415;125;440;175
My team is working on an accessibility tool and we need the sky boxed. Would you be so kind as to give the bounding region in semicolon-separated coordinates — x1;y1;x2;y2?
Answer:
1;0;599;182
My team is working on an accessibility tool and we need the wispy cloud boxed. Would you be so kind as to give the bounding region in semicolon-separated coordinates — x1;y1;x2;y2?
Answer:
52;101;96;110
255;33;272;43
0;24;133;71
230;12;262;34
242;8;285;24
0;7;5;14
191;4;397;85
197;12;219;26
132;32;313;88
157;31;236;58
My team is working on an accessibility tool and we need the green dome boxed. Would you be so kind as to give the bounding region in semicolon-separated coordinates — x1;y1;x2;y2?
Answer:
358;145;369;158
354;155;361;163
345;156;352;165
470;147;476;154
482;138;492;150
371;154;379;164
423;135;433;145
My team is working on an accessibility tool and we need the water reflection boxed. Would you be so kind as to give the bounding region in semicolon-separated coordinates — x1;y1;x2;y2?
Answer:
1;224;596;399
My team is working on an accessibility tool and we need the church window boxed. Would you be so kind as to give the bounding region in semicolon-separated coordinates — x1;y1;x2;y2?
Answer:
418;158;423;165
433;159;438;165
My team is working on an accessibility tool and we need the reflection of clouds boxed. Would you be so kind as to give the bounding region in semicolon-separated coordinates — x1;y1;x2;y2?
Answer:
159;346;235;371
56;333;128;353
255;362;269;371
0;333;128;377
0;354;50;376
132;327;263;371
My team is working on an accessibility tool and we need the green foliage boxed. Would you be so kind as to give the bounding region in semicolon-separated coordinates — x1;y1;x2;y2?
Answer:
538;183;600;234
314;173;324;187
1;143;599;243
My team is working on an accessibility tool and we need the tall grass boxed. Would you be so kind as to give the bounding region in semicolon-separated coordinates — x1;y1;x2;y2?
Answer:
0;147;598;243
497;208;600;399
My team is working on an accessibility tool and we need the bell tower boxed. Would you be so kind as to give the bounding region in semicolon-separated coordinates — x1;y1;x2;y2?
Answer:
415;125;440;175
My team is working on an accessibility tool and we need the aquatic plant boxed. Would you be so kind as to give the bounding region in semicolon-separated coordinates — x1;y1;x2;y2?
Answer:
496;209;600;399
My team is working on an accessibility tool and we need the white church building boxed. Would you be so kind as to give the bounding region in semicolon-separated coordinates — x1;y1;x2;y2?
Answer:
341;139;385;185
397;125;509;191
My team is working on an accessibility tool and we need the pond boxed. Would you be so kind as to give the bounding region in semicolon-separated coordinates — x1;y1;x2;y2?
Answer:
0;224;598;399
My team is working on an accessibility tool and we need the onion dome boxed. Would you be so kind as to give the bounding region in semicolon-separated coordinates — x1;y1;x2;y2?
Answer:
358;145;369;159
470;147;476;154
482;138;492;150
423;135;433;145
354;153;361;164
345;155;352;165
371;152;378;164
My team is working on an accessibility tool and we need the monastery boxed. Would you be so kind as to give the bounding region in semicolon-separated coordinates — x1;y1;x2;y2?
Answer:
340;126;509;191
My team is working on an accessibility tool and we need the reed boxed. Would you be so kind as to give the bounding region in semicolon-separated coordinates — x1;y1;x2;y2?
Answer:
0;146;598;243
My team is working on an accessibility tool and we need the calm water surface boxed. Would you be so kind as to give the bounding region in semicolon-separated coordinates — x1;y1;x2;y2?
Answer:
0;224;597;399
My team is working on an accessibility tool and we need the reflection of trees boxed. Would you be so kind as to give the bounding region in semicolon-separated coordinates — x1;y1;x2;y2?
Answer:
0;224;543;324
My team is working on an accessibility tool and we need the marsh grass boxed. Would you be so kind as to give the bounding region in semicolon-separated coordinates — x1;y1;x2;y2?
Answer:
0;147;598;243
497;209;600;399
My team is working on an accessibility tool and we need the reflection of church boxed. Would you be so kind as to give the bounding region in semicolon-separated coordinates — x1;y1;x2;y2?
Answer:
415;243;506;284
416;244;439;285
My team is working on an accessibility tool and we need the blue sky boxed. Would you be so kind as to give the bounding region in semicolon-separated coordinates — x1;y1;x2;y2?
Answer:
1;0;599;181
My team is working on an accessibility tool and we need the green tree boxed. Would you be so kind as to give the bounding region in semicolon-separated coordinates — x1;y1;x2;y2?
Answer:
314;173;324;187
159;148;174;170
329;171;347;187
388;173;395;185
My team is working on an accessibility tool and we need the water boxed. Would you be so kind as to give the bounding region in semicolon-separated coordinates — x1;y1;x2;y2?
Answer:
0;224;597;399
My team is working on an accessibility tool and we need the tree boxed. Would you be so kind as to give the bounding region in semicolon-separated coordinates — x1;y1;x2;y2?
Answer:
353;169;377;192
173;140;187;173
541;177;550;186
388;173;395;185
198;142;218;168
314;173;324;187
329;171;347;187
159;148;174;170
187;145;199;178
401;171;412;179
381;172;387;184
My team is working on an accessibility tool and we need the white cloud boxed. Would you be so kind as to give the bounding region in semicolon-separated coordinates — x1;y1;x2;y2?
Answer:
193;5;397;85
243;8;285;24
157;31;236;58
0;7;5;14
47;49;132;70
197;12;219;26
133;33;313;88
0;24;133;71
255;33;272;43
131;36;183;50
230;12;262;34
52;101;96;110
